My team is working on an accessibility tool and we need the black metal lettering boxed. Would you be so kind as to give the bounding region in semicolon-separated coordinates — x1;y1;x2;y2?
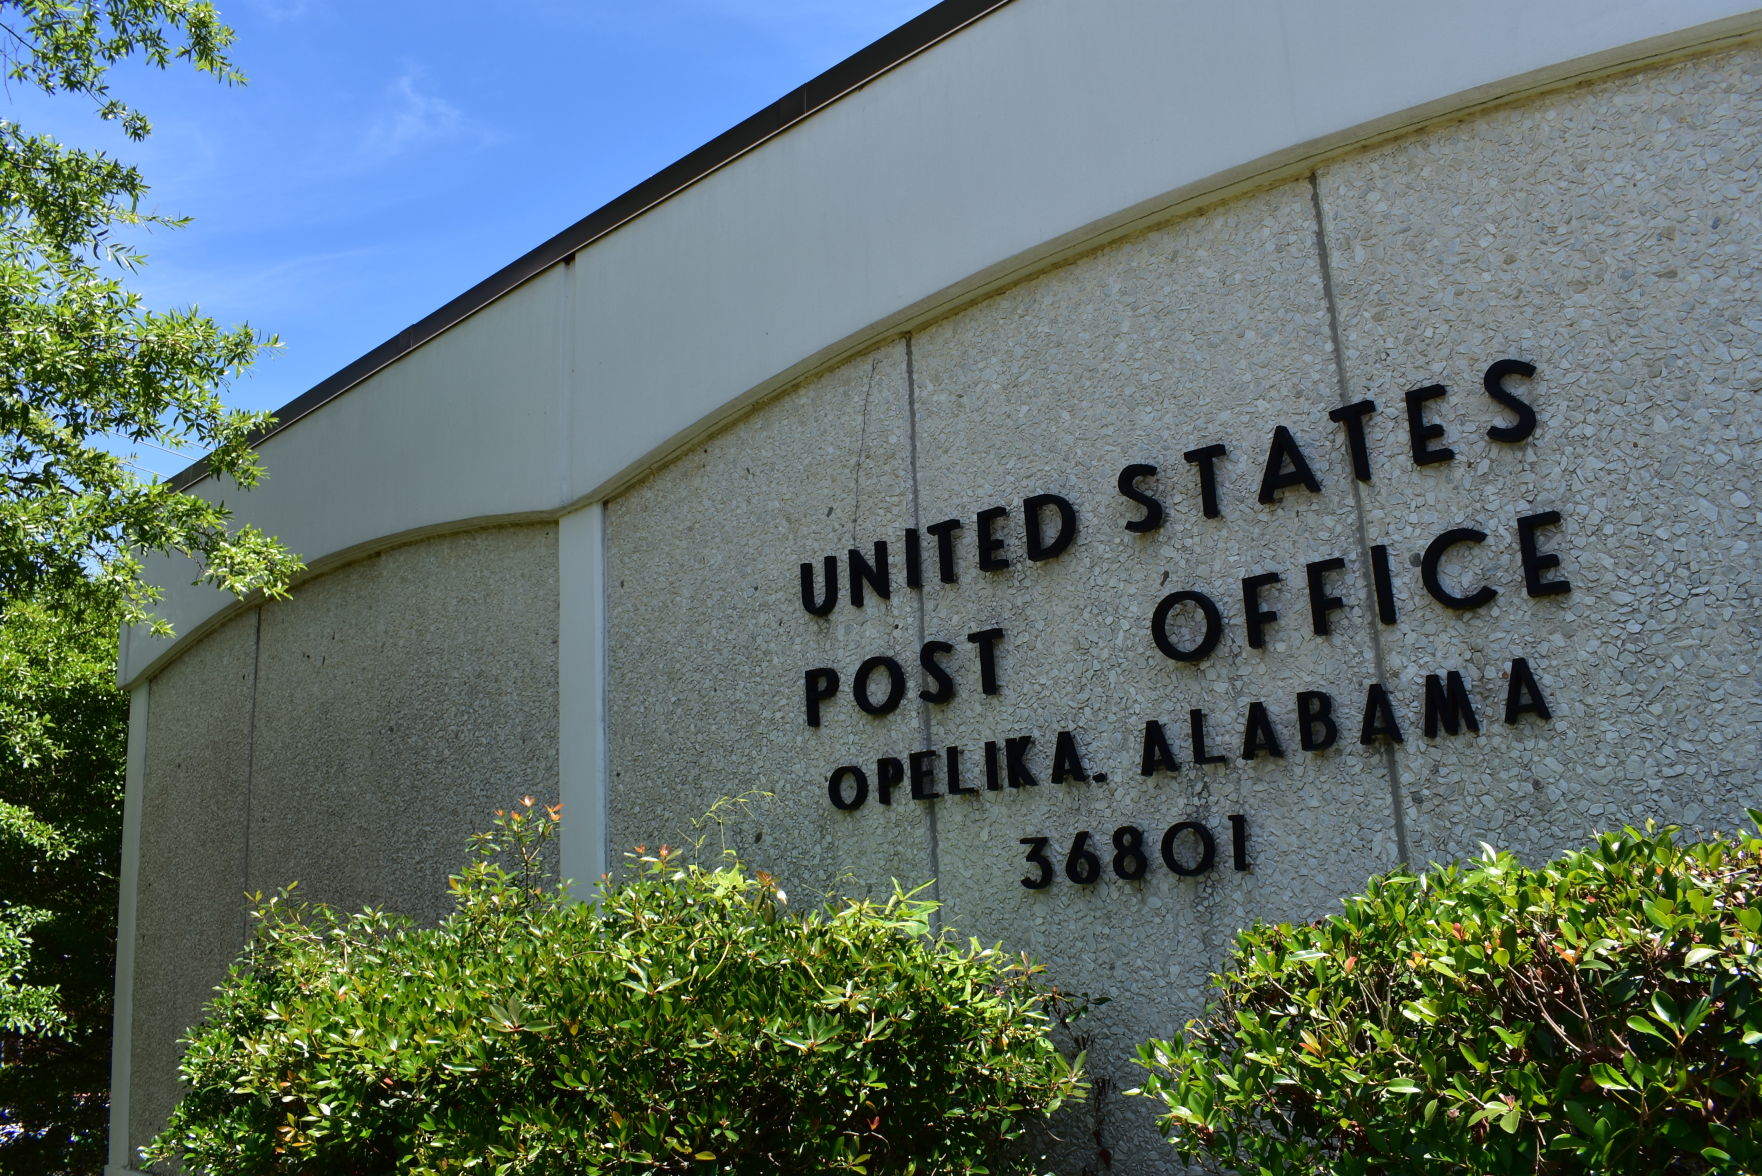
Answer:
1258;425;1323;503
1484;359;1538;444
1517;510;1571;598
1049;729;1090;784
1152;590;1223;662
1005;735;1037;788
1161;821;1217;876
1329;398;1377;481
1140;719;1180;776
1359;682;1404;745
1241;701;1284;760
1242;572;1281;650
804;667;839;727
1112;825;1148;880
909;748;941;800
848;541;890;607
1183;443;1228;518
1504;657;1552;724
1405;383;1454;465
1297;690;1338;752
1370;543;1398;624
918;640;956;704
1020;837;1053;890
853;656;907;715
875;756;903;805
926;518;962;583
1189;708;1227;765
1117;463;1164;533
1023;493;1077;561
1306;557;1347;636
1422;528;1497;610
967;627;1004;695
976;505;1011;571
800;556;838;616
1065;832;1101;884
1423;670;1481;738
946;746;975;795
827;765;867;811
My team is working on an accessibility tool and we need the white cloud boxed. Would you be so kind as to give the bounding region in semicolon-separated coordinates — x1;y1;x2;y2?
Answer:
129;245;382;321
359;69;489;160
247;0;313;21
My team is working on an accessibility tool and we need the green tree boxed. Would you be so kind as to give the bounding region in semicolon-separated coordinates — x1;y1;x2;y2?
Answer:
0;586;126;1172
146;803;1086;1176
0;0;300;627
0;2;302;1170
1134;820;1762;1175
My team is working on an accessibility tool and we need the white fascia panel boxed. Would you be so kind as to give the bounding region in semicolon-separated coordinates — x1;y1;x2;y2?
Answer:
562;0;1762;500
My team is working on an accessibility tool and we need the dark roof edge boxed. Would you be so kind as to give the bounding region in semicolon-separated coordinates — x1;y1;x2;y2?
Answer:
170;0;1017;492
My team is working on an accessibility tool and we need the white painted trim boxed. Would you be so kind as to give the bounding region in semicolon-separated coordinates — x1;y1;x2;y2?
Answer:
120;1;1762;687
106;685;148;1175
558;505;609;896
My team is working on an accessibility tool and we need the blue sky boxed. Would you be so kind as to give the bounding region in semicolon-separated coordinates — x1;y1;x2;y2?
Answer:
14;0;939;479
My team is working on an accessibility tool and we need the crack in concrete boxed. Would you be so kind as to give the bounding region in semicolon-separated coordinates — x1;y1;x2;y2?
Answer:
851;355;879;544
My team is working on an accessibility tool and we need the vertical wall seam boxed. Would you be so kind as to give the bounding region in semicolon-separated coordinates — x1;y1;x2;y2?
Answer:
1308;172;1412;867
105;685;149;1175
560;257;576;508
904;332;942;918
558;506;610;896
243;606;263;938
595;506;612;882
852;360;876;544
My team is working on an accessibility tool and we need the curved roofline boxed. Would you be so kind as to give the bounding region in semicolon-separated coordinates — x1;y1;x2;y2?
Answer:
168;0;1016;492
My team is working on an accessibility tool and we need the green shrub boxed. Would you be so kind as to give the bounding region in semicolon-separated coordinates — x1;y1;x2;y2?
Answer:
145;800;1083;1175
1133;817;1762;1175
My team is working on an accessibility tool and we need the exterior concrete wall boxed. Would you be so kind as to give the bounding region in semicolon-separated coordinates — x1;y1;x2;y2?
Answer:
605;340;931;903
129;609;258;1160
597;46;1762;1169
904;179;1383;1170
120;525;559;1168
113;12;1762;1175
245;526;561;919
1315;44;1762;868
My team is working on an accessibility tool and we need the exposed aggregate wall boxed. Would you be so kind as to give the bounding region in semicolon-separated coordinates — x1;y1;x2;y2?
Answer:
125;525;560;1166
601;45;1762;1169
